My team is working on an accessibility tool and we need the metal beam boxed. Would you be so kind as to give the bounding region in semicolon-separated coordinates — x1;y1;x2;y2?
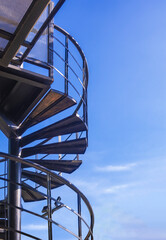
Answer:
19;0;66;63
0;29;31;48
0;113;17;138
8;138;21;240
0;64;53;88
48;2;54;78
0;0;50;67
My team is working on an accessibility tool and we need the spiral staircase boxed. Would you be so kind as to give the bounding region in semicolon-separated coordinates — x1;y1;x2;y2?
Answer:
0;1;94;239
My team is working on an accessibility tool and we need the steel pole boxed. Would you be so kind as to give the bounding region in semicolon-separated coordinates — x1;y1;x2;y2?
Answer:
77;193;82;239
48;1;54;78
8;138;21;240
47;174;52;240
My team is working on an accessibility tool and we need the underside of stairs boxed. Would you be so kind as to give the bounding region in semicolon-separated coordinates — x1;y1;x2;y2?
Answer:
0;0;93;238
22;159;82;173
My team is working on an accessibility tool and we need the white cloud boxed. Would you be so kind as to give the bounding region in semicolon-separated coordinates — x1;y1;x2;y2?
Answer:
95;162;138;172
103;183;132;194
22;224;48;231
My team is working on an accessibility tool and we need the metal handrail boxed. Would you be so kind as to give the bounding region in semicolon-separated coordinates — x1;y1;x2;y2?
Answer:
52;34;83;72
49;47;85;88
53;24;88;121
0;176;91;239
19;24;88;125
0;152;94;240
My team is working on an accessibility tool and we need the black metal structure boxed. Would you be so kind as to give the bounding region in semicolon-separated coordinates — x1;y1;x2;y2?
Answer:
0;0;94;240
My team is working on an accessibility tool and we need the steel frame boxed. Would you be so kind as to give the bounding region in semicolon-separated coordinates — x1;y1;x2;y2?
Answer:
0;1;93;239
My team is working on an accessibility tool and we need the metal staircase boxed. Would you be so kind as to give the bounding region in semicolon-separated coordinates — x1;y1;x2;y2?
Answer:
0;0;94;239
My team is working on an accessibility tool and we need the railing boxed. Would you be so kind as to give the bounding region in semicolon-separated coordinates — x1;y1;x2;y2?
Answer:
0;152;94;240
17;24;89;163
52;25;88;126
21;24;88;127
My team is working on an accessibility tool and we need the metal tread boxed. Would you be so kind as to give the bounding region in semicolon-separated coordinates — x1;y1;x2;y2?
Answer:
22;170;63;189
0;232;6;240
0;219;8;240
0;202;7;219
21;138;87;158
18;89;76;135
21;182;46;202
20;114;87;147
22;159;82;173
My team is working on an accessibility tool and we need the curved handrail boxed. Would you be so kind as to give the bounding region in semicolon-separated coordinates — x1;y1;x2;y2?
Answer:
0;152;94;240
53;24;89;123
20;24;89;125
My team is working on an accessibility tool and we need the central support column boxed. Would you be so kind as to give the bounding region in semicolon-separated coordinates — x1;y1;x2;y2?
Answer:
8;138;21;240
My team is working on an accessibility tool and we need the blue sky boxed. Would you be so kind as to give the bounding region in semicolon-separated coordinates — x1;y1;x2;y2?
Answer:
54;1;166;239
1;0;166;239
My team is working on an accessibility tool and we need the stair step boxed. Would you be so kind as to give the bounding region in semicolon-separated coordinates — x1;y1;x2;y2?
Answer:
21;138;87;158
20;114;87;147
22;170;63;189
0;64;52;128
0;232;6;240
0;202;7;219
22;160;82;173
0;219;8;239
18;89;76;134
22;182;46;202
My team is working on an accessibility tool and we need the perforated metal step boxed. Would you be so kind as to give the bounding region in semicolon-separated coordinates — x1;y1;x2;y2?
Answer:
18;89;76;134
22;159;82;173
20;114;87;147
21;182;46;202
21;138;87;158
22;170;63;189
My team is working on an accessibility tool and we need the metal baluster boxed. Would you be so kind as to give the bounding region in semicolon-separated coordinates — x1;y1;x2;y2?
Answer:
76;133;79;161
77;193;82;240
83;59;88;141
65;36;69;94
58;136;62;160
8;138;21;240
35;154;39;189
91;215;94;240
4;159;7;240
58;136;62;176
83;59;86;123
47;174;52;240
48;2;54;78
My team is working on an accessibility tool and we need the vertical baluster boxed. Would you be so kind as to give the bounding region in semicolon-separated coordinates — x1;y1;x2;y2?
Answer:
83;59;86;123
76;132;79;160
85;62;88;126
35;154;38;189
91;214;94;240
47;174;52;240
83;59;88;141
48;2;54;78
58;136;62;160
8;138;21;240
4;159;7;240
77;193;82;239
65;36;69;94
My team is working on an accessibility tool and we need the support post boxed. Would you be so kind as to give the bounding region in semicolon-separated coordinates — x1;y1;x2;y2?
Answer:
48;2;54;78
77;193;82;239
8;138;21;240
47;174;52;240
65;36;69;94
76;132;79;161
83;59;86;123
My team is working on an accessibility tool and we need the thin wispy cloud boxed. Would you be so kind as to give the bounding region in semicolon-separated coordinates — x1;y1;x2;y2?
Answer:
95;162;138;172
22;224;48;231
103;183;132;194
